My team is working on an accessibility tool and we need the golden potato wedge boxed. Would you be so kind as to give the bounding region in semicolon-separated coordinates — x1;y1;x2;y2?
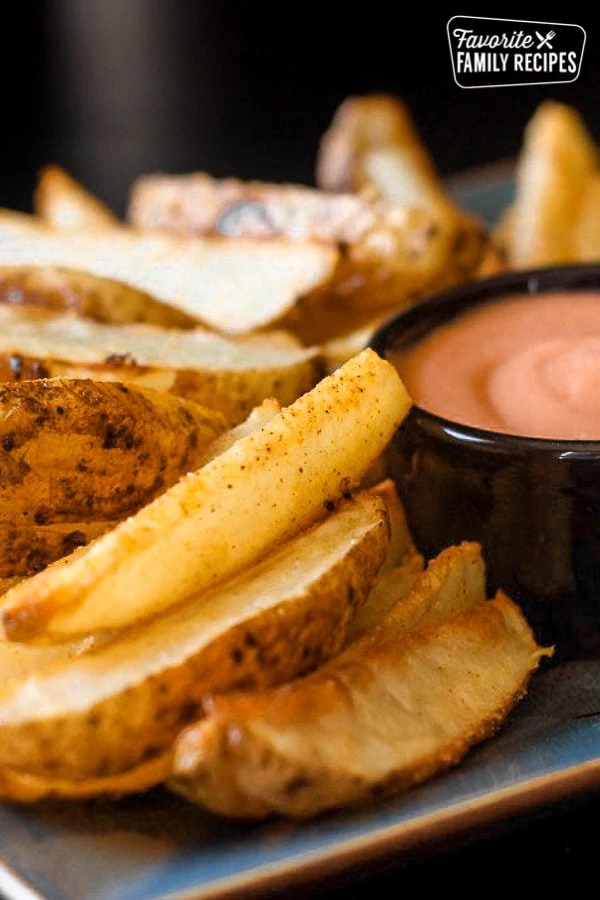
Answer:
170;545;550;819
34;165;120;232
0;215;338;334
128;172;486;342
508;101;599;268
0;264;197;327
0;491;389;797
0;378;227;530
316;93;455;213
0;307;320;426
0;349;410;641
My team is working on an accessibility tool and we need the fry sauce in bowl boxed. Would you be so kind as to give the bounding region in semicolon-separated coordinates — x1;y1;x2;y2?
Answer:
395;291;600;440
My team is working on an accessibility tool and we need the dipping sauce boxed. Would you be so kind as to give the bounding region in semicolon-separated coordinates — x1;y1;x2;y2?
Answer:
396;292;600;440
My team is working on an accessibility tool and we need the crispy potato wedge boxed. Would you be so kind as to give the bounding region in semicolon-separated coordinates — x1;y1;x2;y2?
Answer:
0;491;389;797
170;545;550;819
0;378;226;529
0;216;338;334
128;172;486;343
316;93;456;213
0;307;320;426
0;264;197;328
34;165;120;232
506;101;599;268
0;349;411;641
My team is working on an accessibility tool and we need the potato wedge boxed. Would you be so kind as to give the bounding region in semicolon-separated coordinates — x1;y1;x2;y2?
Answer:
507;101;599;268
0;349;411;641
128;172;486;343
316;93;456;213
0;491;389;797
170;545;550;819
34;165;120;232
0;216;338;334
0;378;227;530
0;307;320;426
0;264;197;328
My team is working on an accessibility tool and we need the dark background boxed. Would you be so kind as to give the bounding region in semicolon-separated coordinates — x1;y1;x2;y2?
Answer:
2;2;598;215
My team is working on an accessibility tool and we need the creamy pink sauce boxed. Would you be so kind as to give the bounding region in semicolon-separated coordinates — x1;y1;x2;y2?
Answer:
395;292;600;440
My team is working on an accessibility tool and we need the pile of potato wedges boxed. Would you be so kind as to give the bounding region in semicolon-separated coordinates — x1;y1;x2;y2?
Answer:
0;94;558;820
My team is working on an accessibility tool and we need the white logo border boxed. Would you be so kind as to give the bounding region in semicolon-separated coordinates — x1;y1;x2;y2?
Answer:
446;15;587;89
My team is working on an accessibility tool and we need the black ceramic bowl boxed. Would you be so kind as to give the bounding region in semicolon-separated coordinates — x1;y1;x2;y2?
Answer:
371;263;600;662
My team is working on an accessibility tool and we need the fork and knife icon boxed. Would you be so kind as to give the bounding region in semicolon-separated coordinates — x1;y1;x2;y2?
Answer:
535;29;556;48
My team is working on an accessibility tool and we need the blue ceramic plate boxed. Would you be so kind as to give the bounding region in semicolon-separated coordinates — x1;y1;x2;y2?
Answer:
3;165;600;900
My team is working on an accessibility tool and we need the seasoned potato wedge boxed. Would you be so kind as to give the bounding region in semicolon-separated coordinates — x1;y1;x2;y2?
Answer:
0;349;411;641
0;492;389;797
0;307;320;426
170;545;550;819
34;165;120;232
128;172;486;343
0;264;196;328
0;216;338;334
0;378;227;529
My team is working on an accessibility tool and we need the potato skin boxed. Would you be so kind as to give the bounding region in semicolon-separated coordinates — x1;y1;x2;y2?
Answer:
0;378;226;530
0;521;115;577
